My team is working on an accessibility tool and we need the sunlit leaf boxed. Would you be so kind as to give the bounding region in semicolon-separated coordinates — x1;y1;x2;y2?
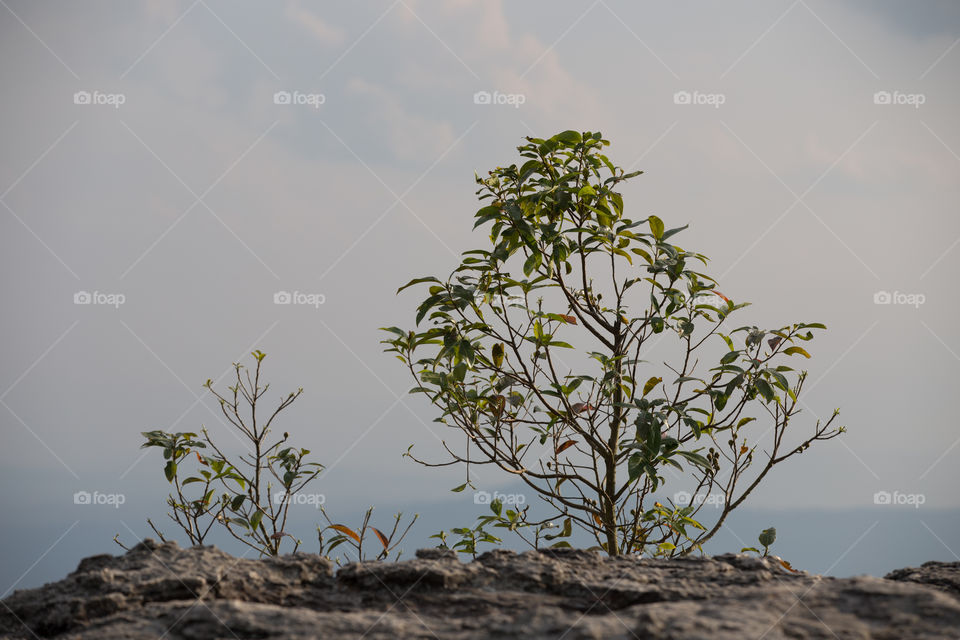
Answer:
642;376;662;397
783;346;811;358
330;524;361;543
371;527;389;550
556;440;577;454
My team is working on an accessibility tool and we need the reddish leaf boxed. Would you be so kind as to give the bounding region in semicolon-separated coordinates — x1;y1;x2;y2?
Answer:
710;290;731;303
196;452;207;466
555;440;577;454
371;527;389;549
560;314;577;325
329;524;361;542
778;558;800;573
570;403;595;414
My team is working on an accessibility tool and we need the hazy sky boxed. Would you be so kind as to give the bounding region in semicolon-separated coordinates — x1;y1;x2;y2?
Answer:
1;0;958;589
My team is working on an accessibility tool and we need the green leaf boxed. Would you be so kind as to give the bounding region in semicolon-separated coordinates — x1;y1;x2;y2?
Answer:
415;294;442;325
250;509;264;530
492;343;505;368
720;350;740;365
759;527;776;548
630;247;652;263
554;130;582;145
677;450;712;470
661;224;689;242
783;346;811;358
545;517;573;540
230;495;245;511
642;376;662;397
628;453;646;482
648;215;664;240
164;461;177;482
451;483;468;493
397;276;440;294
523;252;542;277
754;378;775;403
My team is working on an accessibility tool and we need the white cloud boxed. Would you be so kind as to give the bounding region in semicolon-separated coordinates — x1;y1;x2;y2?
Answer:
346;77;457;163
284;2;347;47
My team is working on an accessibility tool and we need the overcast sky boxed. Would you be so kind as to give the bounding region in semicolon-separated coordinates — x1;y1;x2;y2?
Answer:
1;0;958;589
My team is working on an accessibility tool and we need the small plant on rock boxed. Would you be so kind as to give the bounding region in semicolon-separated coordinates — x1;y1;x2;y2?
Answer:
132;351;418;562
139;351;321;556
318;506;418;563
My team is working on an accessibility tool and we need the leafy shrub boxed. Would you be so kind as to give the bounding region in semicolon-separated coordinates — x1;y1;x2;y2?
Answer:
135;351;415;561
430;497;568;558
382;130;844;557
139;351;321;555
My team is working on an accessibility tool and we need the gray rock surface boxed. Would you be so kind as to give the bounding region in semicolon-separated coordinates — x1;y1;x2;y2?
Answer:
2;539;958;639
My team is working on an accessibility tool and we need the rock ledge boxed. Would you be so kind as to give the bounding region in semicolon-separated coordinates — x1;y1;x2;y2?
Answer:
2;539;958;639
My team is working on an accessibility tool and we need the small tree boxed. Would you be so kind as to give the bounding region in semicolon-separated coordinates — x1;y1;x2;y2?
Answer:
382;130;844;557
133;351;417;561
140;351;322;556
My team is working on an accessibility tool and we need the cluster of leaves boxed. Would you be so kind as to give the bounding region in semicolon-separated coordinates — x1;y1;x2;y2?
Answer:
431;497;571;558
382;130;844;557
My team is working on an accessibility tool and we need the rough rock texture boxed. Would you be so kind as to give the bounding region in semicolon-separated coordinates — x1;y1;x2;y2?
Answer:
2;540;959;639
